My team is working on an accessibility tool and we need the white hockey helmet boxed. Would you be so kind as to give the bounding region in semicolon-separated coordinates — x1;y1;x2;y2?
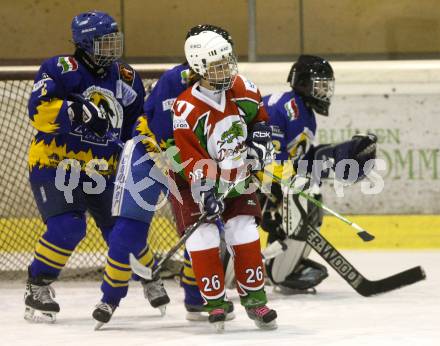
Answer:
184;30;237;91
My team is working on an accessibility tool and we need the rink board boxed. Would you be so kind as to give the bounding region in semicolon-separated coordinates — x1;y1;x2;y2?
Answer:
1;215;440;253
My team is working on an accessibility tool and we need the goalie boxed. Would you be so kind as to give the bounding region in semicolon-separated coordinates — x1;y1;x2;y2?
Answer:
225;55;377;294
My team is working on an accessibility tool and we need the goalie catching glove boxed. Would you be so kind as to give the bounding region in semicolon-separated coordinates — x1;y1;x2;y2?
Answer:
67;93;110;137
246;122;274;171
313;133;377;182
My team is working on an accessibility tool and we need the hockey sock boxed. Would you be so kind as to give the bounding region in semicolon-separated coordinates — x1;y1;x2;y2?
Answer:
181;249;204;306
29;212;86;279
189;247;229;312
232;239;268;308
101;217;150;305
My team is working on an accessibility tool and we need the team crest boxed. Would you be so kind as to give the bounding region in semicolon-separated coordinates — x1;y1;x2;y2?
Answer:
284;98;299;120
57;56;78;74
119;64;134;84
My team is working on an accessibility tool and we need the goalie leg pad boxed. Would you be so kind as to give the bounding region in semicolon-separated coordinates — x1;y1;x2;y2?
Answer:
275;258;328;293
265;238;307;285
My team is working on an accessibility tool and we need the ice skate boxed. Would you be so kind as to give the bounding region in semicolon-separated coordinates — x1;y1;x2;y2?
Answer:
208;308;226;333
93;302;117;330
141;277;170;316
185;300;235;321
24;277;59;324
246;305;278;330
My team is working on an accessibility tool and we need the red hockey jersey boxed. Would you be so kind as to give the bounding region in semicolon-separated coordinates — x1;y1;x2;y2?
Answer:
172;75;268;191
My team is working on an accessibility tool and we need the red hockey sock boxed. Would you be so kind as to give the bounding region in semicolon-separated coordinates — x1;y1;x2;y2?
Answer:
232;239;268;307
189;247;227;310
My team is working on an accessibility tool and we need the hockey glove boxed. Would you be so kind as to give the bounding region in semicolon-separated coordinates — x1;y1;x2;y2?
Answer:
68;94;109;137
314;133;377;182
246;122;274;171
200;188;225;221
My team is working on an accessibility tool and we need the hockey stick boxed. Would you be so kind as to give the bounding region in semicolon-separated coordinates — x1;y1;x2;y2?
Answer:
262;171;374;242
130;176;246;280
305;223;426;296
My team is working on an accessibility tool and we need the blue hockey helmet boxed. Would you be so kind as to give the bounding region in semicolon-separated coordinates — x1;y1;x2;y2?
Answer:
71;11;123;66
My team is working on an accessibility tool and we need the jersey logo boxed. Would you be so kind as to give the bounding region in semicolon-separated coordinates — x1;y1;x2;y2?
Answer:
173;100;194;130
216;120;247;162
57;57;78;74
180;69;190;85
220;120;244;144
284;98;299;120
119;63;134;85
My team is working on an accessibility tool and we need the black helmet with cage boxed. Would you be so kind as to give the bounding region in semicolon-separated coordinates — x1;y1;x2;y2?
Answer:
287;55;335;116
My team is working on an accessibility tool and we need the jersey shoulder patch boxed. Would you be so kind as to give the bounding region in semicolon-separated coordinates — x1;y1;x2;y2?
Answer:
231;74;260;104
118;62;135;86
172;89;198;130
57;56;78;74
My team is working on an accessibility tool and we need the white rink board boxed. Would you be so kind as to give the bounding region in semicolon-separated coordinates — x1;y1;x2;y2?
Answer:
1;251;439;346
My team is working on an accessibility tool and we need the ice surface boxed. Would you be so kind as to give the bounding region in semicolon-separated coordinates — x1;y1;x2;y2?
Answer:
1;251;439;346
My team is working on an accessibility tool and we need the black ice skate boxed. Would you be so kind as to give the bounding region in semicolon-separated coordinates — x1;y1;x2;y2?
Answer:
93;302;117;330
24;275;59;324
185;300;235;322
246;305;278;330
141;277;170;316
208;308;226;333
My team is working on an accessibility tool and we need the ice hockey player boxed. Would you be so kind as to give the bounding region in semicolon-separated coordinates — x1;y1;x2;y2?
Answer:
25;11;146;323
257;55;377;294
171;30;277;332
115;24;237;322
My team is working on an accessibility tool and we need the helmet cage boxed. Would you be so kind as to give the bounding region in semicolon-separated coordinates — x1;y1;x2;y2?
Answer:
93;32;124;67
311;76;334;104
203;53;238;91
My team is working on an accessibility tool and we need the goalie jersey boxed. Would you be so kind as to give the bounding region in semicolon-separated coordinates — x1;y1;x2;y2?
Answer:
28;55;145;181
262;91;317;164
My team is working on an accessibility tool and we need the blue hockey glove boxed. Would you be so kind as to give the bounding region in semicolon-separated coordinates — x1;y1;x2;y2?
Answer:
200;188;225;220
68;93;109;137
314;133;377;182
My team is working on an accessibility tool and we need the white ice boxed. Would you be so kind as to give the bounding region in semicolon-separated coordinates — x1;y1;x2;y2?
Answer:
1;251;439;346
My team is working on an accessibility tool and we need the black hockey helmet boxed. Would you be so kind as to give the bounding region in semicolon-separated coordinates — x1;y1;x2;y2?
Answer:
185;24;234;47
287;55;334;116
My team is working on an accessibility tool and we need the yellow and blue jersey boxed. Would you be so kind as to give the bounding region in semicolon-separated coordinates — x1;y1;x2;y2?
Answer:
261;91;317;180
138;63;190;148
28;55;145;181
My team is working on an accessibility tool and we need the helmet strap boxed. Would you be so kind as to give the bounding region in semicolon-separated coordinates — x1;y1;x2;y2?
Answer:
74;48;107;78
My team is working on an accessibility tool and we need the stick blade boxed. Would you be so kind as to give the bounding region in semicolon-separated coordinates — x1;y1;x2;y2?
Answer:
129;253;153;280
356;266;426;297
357;231;375;242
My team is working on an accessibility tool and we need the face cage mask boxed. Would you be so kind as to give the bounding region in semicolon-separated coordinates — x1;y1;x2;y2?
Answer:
204;55;238;91
311;77;335;103
93;32;124;67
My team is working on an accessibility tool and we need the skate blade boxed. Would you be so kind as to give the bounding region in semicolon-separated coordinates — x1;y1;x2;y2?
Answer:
186;311;235;322
94;321;105;331
158;304;167;317
254;319;278;330
211;321;225;333
186;311;209;321
24;307;56;324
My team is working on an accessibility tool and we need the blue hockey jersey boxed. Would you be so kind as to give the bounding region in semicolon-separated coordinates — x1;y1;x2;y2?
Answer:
135;63;190;148
28;55;145;181
263;91;317;164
